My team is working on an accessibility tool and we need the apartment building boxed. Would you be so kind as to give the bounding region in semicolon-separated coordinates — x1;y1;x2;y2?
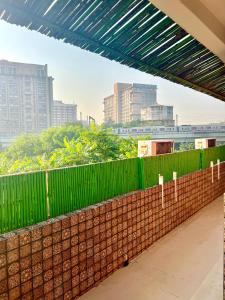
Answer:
52;100;77;127
141;105;174;125
104;82;157;124
103;94;115;124
121;83;157;123
0;60;53;137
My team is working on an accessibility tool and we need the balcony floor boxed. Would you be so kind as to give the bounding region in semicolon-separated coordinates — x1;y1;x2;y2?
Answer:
80;196;223;300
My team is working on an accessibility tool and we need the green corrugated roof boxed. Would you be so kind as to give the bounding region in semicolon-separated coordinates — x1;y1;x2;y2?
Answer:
1;0;225;101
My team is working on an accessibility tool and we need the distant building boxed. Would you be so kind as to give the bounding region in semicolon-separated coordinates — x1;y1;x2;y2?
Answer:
141;105;174;126
121;83;157;123
52;100;77;127
0;60;53;137
103;94;115;124
104;82;157;124
104;82;175;125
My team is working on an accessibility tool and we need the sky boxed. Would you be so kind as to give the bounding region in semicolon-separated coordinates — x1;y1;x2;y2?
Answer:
0;20;225;125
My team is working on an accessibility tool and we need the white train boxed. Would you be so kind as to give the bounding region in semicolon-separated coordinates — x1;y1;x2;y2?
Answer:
113;124;225;135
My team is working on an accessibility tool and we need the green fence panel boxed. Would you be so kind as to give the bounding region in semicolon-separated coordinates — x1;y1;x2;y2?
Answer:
1;146;225;234
143;149;201;188
48;158;139;217
202;145;225;169
0;171;47;234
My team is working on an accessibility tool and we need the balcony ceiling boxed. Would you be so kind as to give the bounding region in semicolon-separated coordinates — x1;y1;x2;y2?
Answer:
0;0;225;102
151;0;225;64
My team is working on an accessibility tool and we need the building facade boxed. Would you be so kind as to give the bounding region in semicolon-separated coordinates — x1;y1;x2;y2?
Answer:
121;83;157;123
52;100;77;127
104;82;157;124
103;94;115;124
104;82;175;125
141;105;174;125
0;60;53;138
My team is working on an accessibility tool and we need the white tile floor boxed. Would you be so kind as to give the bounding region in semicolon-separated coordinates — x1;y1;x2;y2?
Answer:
80;196;223;300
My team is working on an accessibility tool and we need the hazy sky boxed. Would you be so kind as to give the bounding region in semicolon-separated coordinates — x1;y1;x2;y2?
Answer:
0;20;225;125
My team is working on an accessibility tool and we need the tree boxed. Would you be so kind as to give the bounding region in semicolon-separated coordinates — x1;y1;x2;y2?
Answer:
0;124;151;175
40;124;84;154
5;134;43;160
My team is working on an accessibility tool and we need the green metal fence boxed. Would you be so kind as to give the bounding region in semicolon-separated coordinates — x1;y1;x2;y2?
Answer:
0;171;47;234
143;150;202;188
0;146;225;234
202;145;225;169
48;158;140;217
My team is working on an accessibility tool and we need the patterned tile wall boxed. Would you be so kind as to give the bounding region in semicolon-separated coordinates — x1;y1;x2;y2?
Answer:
0;164;224;300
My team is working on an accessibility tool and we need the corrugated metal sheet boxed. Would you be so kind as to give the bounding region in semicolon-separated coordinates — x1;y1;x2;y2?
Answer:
0;171;47;233
202;145;225;169
0;0;225;101
48;158;140;217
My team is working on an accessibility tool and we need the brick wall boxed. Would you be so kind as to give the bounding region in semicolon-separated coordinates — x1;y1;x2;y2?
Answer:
0;164;225;300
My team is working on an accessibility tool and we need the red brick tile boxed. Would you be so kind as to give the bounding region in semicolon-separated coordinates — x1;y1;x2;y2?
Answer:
20;244;31;258
33;274;43;288
71;275;79;288
22;292;33;300
21;280;32;294
44;291;54;300
70;214;78;226
44;280;54;296
0;238;6;255
7;248;19;265
33;286;44;300
8;273;20;289
72;286;79;298
63;270;71;283
8;261;20;276
31;240;42;254
43;236;52;248
53;264;62;277
43;246;52;260
43;258;53;272
32;262;42;277
9;286;20;300
6;234;18;251
31;227;42;242
52;232;61;244
19;231;31;247
21;268;32;283
70;225;78;237
52;221;61;233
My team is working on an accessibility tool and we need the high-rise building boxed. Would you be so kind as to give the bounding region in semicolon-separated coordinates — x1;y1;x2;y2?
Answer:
114;83;132;124
121;83;157;123
103;94;115;124
0;60;53;138
141;105;174;125
52;100;77;127
104;82;157;124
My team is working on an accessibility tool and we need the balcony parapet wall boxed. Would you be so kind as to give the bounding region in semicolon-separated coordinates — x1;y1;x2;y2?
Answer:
0;164;225;299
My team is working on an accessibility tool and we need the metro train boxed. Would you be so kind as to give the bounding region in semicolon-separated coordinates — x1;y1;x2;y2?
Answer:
113;124;225;135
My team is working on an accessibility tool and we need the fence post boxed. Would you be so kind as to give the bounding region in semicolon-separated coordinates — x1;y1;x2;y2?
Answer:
159;175;164;209
210;161;214;183
217;159;220;180
45;170;50;219
173;171;178;202
138;158;145;189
